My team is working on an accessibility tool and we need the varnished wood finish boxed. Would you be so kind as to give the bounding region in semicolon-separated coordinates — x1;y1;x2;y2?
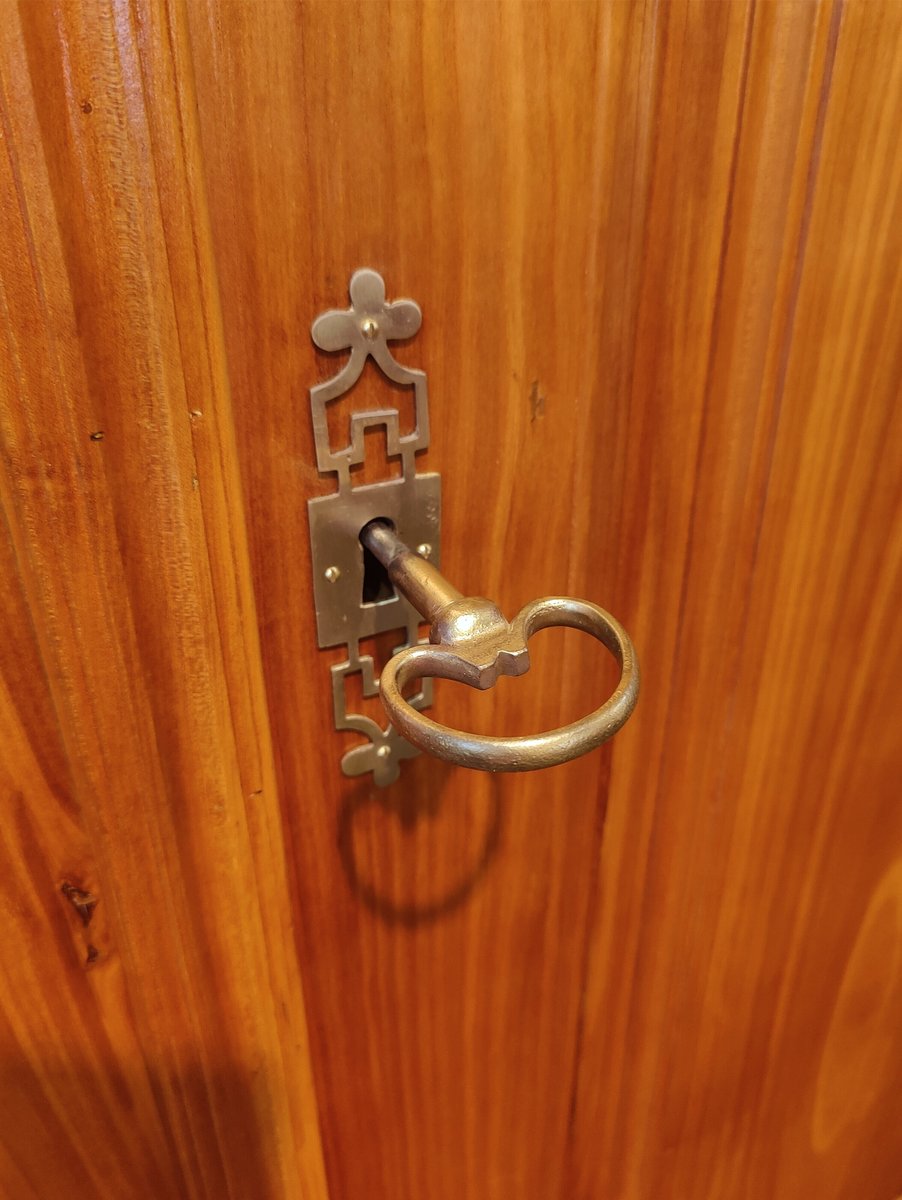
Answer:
0;3;326;1197
1;2;900;1198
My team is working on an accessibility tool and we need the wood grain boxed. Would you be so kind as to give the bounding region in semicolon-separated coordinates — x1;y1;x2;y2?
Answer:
569;3;902;1196
1;1;900;1198
0;2;327;1197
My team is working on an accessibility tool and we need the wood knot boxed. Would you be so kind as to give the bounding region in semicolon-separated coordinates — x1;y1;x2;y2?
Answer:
60;881;98;926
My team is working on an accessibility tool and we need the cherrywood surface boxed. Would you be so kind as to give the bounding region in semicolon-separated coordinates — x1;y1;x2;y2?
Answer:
1;2;900;1199
0;3;327;1197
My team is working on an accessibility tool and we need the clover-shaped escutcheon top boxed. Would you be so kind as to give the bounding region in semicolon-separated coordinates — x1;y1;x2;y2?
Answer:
312;268;422;354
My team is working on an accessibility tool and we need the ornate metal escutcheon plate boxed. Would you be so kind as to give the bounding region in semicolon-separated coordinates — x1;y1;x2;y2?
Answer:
307;269;440;786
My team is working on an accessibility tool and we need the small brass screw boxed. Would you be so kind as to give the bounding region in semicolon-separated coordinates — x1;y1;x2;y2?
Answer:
324;566;341;583
416;543;432;559
361;318;379;341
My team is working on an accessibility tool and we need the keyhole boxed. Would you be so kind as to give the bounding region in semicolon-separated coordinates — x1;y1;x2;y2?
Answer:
361;518;395;605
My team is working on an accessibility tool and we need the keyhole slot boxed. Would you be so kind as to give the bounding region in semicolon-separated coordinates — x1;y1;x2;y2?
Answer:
361;518;396;605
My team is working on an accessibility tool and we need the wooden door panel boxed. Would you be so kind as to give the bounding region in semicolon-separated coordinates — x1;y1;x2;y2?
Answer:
1;2;900;1199
570;2;902;1197
0;4;326;1197
186;4;655;1198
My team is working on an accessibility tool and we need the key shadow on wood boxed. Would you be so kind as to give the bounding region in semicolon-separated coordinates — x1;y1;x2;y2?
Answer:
337;753;503;927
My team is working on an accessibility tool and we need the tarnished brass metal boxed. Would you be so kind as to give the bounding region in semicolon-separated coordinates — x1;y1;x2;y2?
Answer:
306;270;440;786
360;521;639;773
307;269;637;784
